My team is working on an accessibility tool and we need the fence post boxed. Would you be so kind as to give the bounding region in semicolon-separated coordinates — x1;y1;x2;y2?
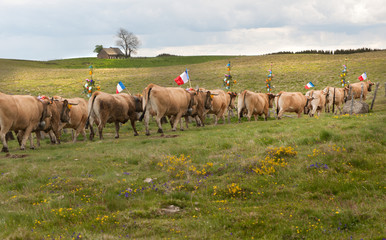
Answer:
360;83;364;101
332;87;336;114
371;82;380;110
350;86;354;115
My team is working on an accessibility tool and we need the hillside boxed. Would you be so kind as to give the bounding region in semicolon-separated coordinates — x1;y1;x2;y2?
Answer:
1;51;385;97
0;52;385;239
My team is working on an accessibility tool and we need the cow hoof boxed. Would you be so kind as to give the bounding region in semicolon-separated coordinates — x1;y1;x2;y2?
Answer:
115;136;119;139
146;133;151;136
157;129;163;134
1;147;9;153
134;133;139;136
180;129;184;131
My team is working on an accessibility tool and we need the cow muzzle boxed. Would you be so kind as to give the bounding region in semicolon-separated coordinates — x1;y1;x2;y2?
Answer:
39;121;46;129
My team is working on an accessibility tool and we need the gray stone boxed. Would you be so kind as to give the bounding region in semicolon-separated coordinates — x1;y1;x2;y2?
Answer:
343;100;369;114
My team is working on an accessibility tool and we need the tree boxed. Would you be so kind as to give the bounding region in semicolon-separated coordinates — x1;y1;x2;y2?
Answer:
94;45;103;54
116;28;141;58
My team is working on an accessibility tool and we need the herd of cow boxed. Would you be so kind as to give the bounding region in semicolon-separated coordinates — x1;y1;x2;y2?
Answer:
0;80;375;152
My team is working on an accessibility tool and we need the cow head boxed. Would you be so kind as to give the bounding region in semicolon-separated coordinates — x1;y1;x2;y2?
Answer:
227;92;237;109
187;91;197;116
38;99;52;129
303;96;314;115
133;95;143;112
204;91;213;110
367;80;374;92
267;93;276;108
60;99;71;123
343;86;350;102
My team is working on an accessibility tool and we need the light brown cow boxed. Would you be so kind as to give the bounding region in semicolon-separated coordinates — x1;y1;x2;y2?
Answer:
323;86;349;114
305;90;327;117
0;93;51;152
87;91;142;140
54;96;88;142
237;90;275;122
347;80;374;100
139;84;195;135
206;90;237;125
275;91;313;119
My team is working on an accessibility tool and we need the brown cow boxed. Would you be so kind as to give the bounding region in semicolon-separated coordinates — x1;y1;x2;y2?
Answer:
323;86;349;114
305;90;327;117
33;97;71;146
206;90;237;125
237;90;275;122
179;88;213;128
347;80;374;100
275;91;313;119
0;93;51;152
54;96;88;142
139;84;195;135
87;91;142;140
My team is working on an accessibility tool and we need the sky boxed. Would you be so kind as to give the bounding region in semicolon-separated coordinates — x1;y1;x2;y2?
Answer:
0;0;385;60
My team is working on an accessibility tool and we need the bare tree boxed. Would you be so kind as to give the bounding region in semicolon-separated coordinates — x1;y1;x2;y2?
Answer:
116;28;141;58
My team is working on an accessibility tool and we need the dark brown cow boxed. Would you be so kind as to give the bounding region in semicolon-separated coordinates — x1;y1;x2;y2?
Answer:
237;90;275;122
347;80;374;100
87;91;142;140
275;91;313;119
0;93;51;152
323;86;349;114
206;90;237;125
139;84;195;135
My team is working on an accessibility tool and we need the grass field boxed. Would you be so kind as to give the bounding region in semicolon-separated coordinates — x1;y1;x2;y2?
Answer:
0;52;385;239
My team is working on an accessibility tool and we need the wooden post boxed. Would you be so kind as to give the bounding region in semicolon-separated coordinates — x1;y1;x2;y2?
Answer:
370;82;380;110
360;83;364;101
332;88;336;114
350;86;354;115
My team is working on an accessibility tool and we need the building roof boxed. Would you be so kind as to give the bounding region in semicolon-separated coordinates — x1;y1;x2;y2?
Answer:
103;47;124;56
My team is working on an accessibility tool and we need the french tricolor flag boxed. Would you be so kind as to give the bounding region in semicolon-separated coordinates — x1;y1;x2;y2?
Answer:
116;81;126;93
304;82;315;89
358;72;367;81
174;70;189;85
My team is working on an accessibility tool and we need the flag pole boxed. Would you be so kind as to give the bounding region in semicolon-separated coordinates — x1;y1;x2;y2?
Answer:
125;87;131;95
187;69;192;89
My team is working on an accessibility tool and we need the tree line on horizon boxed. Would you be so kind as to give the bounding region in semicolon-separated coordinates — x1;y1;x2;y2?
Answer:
268;48;383;55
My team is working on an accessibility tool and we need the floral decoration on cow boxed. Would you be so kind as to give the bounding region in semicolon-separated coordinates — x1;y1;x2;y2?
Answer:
83;65;101;98
223;61;237;90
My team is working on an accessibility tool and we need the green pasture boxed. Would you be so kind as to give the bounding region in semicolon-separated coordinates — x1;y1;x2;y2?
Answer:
0;52;385;239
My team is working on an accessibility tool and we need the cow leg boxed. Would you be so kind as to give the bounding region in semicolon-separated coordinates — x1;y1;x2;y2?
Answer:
20;127;34;150
144;111;151;136
130;118;139;136
155;115;164;135
49;130;57;144
35;132;41;147
89;125;95;140
0;130;9;152
172;113;184;131
114;122;120;139
277;110;284;120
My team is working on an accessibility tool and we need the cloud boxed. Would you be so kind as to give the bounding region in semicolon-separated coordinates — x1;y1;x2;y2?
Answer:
0;0;385;60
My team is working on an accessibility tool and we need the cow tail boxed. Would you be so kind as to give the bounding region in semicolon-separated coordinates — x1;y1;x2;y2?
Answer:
85;93;98;129
139;87;152;122
276;93;282;116
241;90;247;118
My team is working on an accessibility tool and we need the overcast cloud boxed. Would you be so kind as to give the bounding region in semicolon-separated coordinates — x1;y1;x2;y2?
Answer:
0;0;385;60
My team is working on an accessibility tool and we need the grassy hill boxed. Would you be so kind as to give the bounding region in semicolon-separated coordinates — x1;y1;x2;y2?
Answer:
0;52;385;239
